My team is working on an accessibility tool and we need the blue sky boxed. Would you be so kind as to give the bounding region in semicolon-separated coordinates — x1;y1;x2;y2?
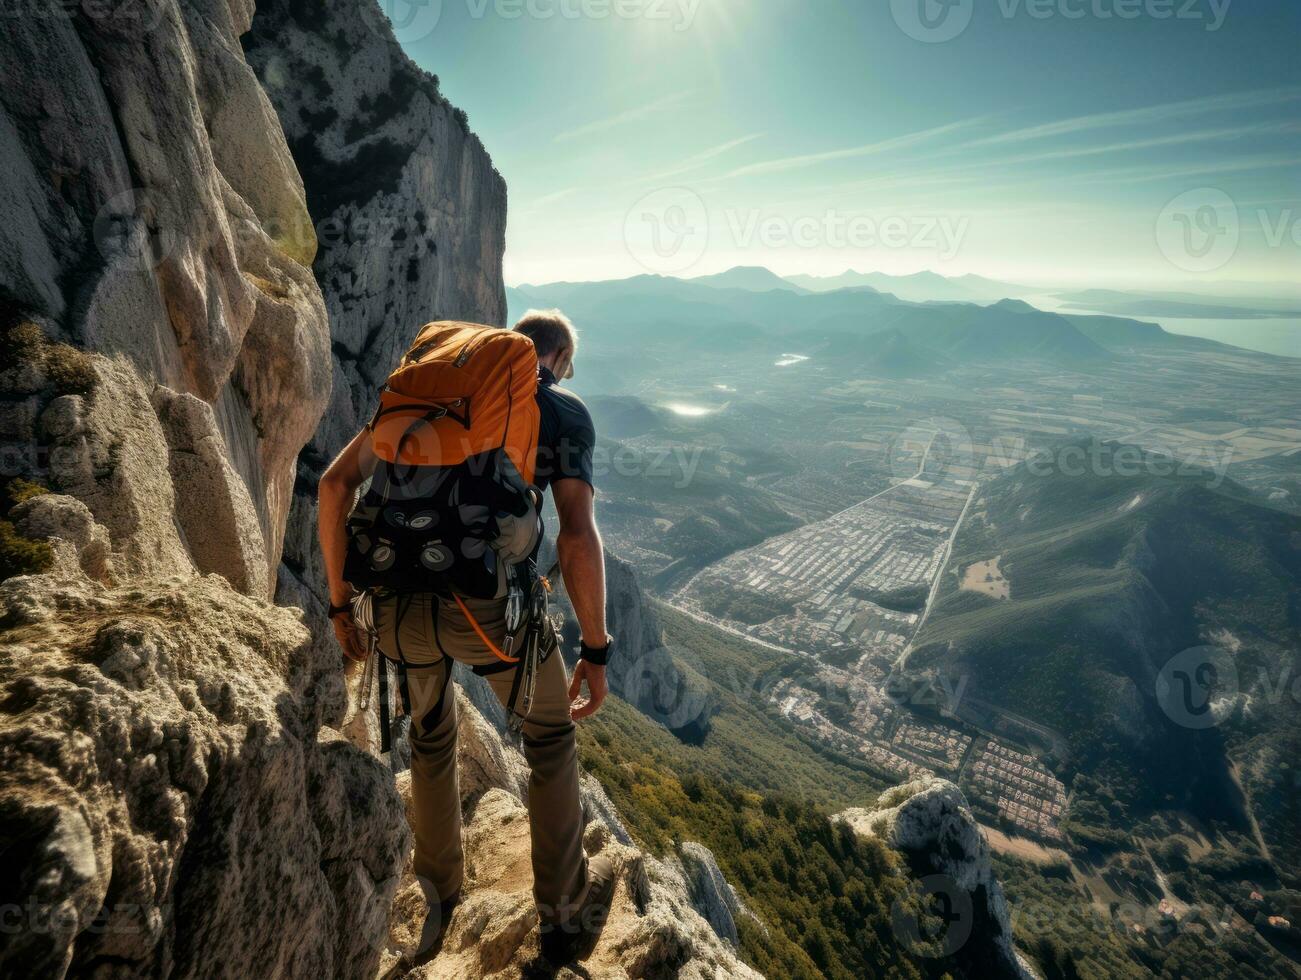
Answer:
393;0;1300;286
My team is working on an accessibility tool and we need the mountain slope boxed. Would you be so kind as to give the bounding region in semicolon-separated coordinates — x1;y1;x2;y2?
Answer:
690;266;807;293
903;442;1300;865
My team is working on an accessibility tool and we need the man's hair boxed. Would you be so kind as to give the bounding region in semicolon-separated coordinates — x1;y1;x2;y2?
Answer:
513;309;578;359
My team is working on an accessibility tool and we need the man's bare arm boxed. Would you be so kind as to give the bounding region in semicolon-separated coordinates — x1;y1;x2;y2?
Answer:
317;428;376;661
552;478;606;643
553;478;608;719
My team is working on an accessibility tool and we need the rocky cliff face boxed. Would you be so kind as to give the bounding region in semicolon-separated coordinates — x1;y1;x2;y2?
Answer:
0;569;407;978
241;0;508;614
0;1;409;975
1;0;331;597
550;550;718;742
838;777;1038;980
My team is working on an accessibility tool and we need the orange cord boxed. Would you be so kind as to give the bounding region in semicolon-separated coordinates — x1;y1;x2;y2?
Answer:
452;593;519;663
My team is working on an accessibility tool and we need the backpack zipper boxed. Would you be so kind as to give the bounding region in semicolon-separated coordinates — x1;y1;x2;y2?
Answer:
454;334;491;367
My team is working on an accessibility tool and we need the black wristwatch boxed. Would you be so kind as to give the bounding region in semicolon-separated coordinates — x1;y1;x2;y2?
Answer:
579;635;613;666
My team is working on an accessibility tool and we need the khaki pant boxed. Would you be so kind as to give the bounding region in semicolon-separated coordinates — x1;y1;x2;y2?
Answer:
374;592;586;924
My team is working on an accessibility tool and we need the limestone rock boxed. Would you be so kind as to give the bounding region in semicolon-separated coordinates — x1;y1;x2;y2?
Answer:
837;777;1037;980
243;0;508;617
0;572;408;979
0;0;332;597
550;551;718;741
675;841;765;947
153;388;269;597
9;493;111;583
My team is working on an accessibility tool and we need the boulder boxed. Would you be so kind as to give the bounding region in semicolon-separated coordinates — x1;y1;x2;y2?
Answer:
0;572;408;979
9;493;111;583
837;777;1038;980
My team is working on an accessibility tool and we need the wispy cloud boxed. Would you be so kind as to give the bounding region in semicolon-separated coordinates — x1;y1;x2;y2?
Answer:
517;187;578;214
643;133;764;181
552;92;690;143
1069;153;1301;186
982;120;1301;168
720;117;991;179
964;87;1301;149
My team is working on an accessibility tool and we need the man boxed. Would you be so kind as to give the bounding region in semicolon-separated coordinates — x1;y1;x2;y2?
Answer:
317;309;615;971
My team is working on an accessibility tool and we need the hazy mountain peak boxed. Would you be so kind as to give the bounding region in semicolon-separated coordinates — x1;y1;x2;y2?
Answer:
690;266;803;292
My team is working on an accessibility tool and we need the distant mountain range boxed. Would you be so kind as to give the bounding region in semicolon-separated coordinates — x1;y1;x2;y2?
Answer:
507;267;1235;381
784;269;1033;305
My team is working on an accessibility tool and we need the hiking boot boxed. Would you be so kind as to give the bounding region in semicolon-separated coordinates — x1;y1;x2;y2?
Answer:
538;853;620;966
381;892;460;979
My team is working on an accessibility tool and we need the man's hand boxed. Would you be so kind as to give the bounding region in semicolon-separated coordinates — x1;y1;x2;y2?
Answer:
331;609;369;665
568;660;608;721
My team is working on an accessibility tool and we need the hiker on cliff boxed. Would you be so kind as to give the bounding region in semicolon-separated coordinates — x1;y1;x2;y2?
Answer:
317;310;617;972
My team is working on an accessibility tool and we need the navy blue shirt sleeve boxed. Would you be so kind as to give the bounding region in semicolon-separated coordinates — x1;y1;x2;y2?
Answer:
535;385;597;492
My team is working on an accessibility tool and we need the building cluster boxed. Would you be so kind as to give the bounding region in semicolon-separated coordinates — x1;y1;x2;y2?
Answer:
891;719;971;772
961;739;1068;841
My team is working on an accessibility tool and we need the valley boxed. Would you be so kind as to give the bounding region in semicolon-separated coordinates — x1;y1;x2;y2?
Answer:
514;268;1301;976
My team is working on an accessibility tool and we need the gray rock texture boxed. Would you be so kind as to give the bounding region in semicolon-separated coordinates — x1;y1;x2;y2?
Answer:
838;777;1038;980
549;549;719;741
0;0;332;596
675;841;764;947
0;572;408;979
242;0;508;617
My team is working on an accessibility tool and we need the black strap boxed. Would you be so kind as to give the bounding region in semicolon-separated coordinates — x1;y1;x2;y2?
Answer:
378;655;391;753
579;635;612;666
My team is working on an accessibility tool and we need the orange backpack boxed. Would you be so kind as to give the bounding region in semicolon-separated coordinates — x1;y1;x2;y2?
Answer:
345;321;543;599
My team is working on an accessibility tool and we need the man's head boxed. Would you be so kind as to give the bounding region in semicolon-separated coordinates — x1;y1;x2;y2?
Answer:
513;309;577;380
